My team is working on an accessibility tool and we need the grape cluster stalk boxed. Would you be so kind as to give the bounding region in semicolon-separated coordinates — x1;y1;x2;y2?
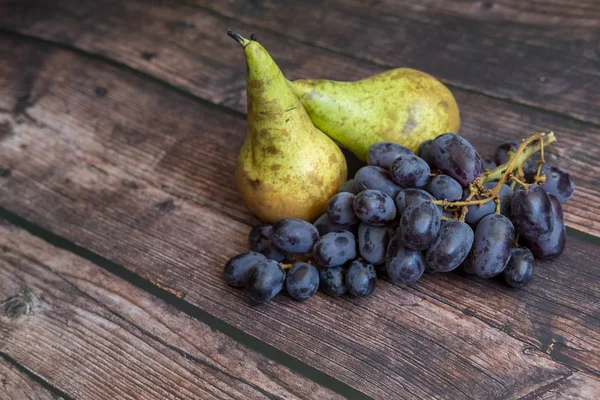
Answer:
224;132;574;304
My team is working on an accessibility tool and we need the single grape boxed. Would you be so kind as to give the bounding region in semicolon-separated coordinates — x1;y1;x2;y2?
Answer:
313;213;357;236
394;188;437;216
224;252;267;288
464;214;514;278
511;184;553;241
285;263;319;301
272;218;319;254
400;200;441;250
385;230;425;285
538;165;575;203
389;155;430;188
319;266;347;297
327;192;359;225
464;182;513;226
367;142;414;169
345;260;377;297
248;224;286;262
353;189;397;226
358;223;393;265
313;231;357;267
523;153;541;176
425;220;474;273
426;174;462;201
431;134;484;187
482;158;497;171
246;259;285;303
494;140;519;166
354;166;402;198
417;139;435;166
523;194;566;259
503;247;534;288
339;179;359;194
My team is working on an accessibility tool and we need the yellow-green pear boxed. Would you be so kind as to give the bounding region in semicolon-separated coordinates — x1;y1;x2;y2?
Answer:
289;69;460;161
229;30;347;223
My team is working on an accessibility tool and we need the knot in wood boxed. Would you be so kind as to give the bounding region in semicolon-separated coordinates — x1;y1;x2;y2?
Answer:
1;291;36;320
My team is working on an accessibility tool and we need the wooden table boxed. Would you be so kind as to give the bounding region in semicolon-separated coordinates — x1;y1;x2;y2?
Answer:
0;1;599;399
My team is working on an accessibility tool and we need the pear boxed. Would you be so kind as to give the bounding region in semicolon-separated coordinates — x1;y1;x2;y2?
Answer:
229;30;347;223
289;69;460;161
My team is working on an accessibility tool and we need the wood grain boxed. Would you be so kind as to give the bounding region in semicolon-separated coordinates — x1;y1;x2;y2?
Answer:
1;36;599;398
0;356;56;400
0;0;597;235
342;0;600;61
2;0;598;124
0;221;345;400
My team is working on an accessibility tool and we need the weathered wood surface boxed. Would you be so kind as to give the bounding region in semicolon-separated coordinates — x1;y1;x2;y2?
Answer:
2;0;599;126
0;221;344;400
0;356;56;400
0;0;598;236
1;36;599;398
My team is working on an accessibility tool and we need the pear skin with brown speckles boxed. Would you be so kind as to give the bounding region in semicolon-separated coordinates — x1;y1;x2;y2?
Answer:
289;69;460;161
229;31;347;223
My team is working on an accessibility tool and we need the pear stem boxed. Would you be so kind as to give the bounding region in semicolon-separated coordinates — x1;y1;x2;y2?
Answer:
227;29;249;48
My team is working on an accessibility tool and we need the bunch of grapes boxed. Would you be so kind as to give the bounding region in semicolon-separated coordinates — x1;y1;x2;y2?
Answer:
225;132;575;304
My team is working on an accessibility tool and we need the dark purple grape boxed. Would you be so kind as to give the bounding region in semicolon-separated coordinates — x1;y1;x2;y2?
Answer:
523;153;541;176
511;184;553;241
319;266;347;297
539;165;575;203
503;247;534;288
426;174;462;201
482;158;497;171
339;179;359;194
417;139;435;166
224;252;267;288
272;218;319;254
523;194;565;259
313;231;357;267
394;188;437;216
285;263;319;301
425;220;474;273
385;230;425;285
248;224;286;262
431;134;484;187
400;200;441;250
367;142;413;169
358;223;392;265
389;155;430;188
354;166;402;198
313;213;357;236
353;189;396;226
465;214;514;278
494;140;519;166
246;259;285;303
327;192;359;225
345;260;377;297
464;182;513;226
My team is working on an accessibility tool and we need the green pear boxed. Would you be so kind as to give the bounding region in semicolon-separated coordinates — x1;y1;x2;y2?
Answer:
289;69;460;161
229;30;347;223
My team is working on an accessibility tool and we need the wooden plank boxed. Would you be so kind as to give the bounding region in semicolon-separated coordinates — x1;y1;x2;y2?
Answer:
0;356;56;400
511;372;600;400
2;0;599;125
344;0;600;62
0;220;345;400
1;36;599;399
0;1;597;236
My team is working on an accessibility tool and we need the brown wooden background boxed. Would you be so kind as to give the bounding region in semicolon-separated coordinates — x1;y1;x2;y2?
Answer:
0;1;599;399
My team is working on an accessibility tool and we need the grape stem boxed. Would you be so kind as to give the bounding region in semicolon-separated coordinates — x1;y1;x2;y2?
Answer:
432;132;555;210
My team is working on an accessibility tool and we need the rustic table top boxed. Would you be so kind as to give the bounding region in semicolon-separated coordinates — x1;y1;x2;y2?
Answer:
1;1;599;399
